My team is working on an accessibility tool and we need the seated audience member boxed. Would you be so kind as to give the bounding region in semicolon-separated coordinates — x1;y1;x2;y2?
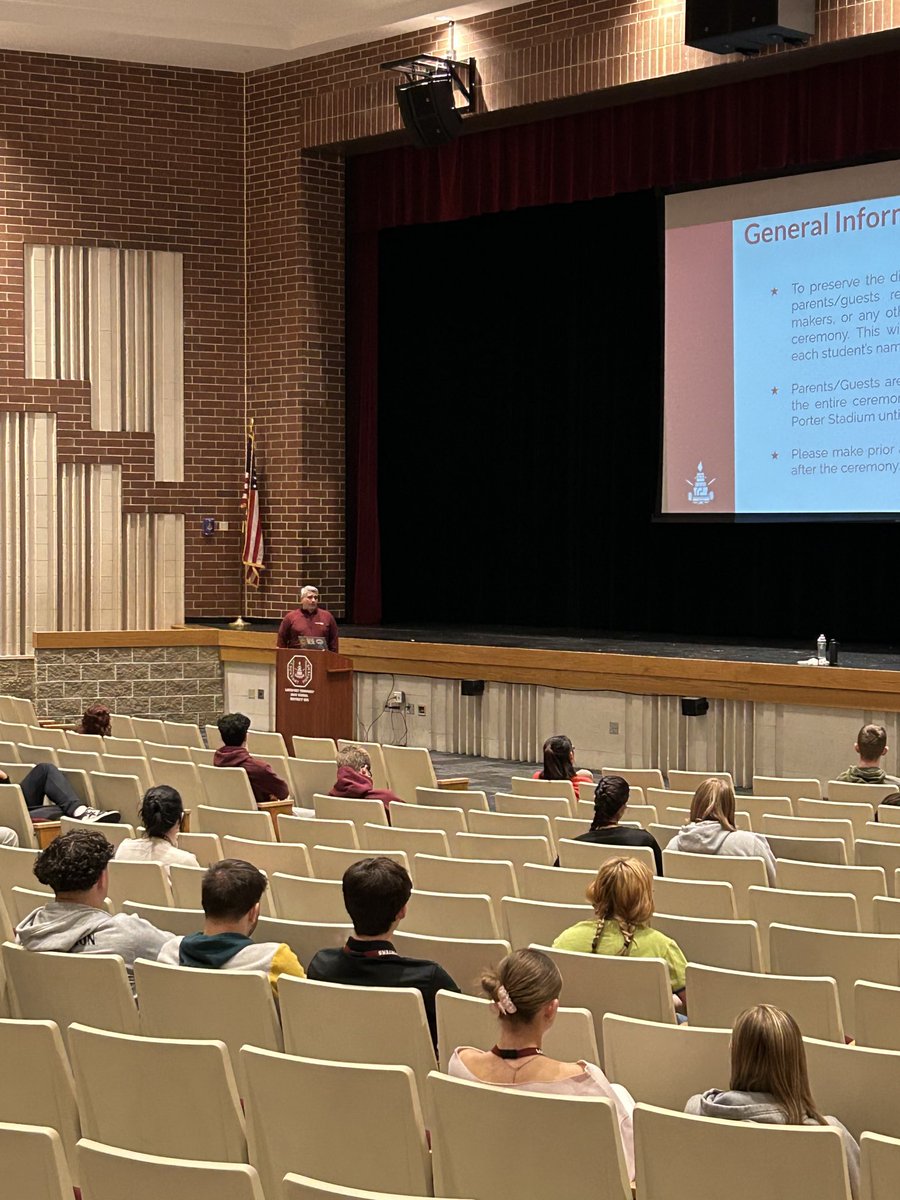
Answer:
76;703;111;737
16;830;170;966
552;856;687;1014
114;786;199;875
213;712;289;807
330;745;404;815
533;734;593;799
836;723;900;787
448;947;635;1178
686;1004;859;1199
307;856;461;1045
555;775;663;873
665;777;777;885
158;858;305;996
0;762;119;824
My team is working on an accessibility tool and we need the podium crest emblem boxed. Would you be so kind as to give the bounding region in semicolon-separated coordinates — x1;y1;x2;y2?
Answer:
286;654;314;689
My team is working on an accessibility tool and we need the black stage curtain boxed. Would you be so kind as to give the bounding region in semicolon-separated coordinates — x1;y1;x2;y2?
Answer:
348;47;900;639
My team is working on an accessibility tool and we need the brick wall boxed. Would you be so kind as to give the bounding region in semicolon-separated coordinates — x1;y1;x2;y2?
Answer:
0;658;35;700
0;51;245;618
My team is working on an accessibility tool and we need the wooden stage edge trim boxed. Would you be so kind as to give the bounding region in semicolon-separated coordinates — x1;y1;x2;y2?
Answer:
29;629;900;711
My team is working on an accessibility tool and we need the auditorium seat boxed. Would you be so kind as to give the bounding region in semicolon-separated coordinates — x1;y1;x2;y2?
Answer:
552;815;592;843
59;816;135;850
105;736;148;758
195;763;257;811
391;931;511;997
0;1123;73;1200
621;803;658;829
204;723;222;749
241;1047;431;1198
764;814;855;856
283;1174;451;1200
77;1139;264;1200
245;730;289;757
415;786;488;813
224;837;312;879
805;1036;900;1141
558;839;655;873
313;794;388;833
365;824;452;860
469;809;555;848
452;831;552;887
602;767;664;792
520;862;594;904
106;859;173;910
56;748;103;777
603;1013;730;1111
3;943;139;1044
735;795;795;830
195;805;276;844
429;1070;630;1200
68;1021;246;1162
311;845;410;882
878;805;900;827
646;786;694;812
434;988;599;1072
494;791;572;821
652;912;762;973
874;895;900;934
254;917;352;967
17;743;59;768
281;815;359;850
130;718;167;743
269;874;347;924
287;759;338;808
382;745;467;804
766;834;849;866
0;742;20;764
861;821;900;844
775;860;887;930
278;977;437;1122
501;896;592;950
176;832;223;866
135;958;282;1093
26;726;67;750
633;1102;852;1200
9;886;53;924
168;864;207;909
769;924;900;1038
335;740;389;789
685;962;845;1042
748;886;860;953
753;774;821;802
413;853;518;908
189;746;217;765
405;889;498;940
66;732;105;753
668;770;734;792
389;801;467;835
89;772;143;826
856;840;900;891
103;754;154;794
0;1019;81;1185
539;945;676;1058
828;780;899;806
297;735;339;761
0;721;32;746
0;845;41;904
162;720;204;749
509;776;576;809
860;1132;900;1200
652;876;737;920
854;981;900;1052
797;797;875;836
121;903;203;937
109;715;135;738
662;849;770;918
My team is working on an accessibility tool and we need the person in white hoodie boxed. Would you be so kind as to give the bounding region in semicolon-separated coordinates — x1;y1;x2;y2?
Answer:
685;1004;859;1199
15;829;172;971
665;777;777;885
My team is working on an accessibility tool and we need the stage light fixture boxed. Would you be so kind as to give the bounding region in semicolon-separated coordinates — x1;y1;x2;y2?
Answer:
381;23;476;149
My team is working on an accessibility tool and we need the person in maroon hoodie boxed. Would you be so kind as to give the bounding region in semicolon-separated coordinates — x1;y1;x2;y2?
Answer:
329;745;404;816
213;713;290;807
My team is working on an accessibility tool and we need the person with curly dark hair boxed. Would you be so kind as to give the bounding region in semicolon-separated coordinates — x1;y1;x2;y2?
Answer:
76;704;112;737
15;829;170;968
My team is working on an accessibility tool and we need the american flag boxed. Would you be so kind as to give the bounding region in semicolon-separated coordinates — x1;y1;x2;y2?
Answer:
241;421;265;587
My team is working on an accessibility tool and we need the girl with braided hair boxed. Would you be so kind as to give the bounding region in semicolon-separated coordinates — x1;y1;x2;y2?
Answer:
552;775;663;872
552;856;687;1013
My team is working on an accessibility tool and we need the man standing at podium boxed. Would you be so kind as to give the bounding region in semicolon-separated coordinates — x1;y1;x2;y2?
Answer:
277;585;339;652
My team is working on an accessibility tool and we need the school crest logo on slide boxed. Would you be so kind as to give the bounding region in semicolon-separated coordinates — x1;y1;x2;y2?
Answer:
286;655;314;689
687;462;716;505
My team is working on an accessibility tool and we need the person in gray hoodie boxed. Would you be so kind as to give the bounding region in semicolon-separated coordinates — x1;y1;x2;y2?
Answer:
686;1004;859;1198
665;777;777;884
15;829;171;973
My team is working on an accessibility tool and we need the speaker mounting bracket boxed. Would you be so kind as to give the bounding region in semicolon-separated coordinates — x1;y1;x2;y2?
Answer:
380;54;477;113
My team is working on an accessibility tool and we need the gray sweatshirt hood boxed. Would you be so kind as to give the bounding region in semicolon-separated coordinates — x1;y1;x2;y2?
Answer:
689;1089;794;1124
668;820;733;854
15;901;115;953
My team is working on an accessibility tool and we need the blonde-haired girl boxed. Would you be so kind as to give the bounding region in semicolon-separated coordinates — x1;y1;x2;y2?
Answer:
666;777;777;884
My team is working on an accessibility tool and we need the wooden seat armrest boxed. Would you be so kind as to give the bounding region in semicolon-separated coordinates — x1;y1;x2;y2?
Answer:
436;777;469;790
259;798;294;837
32;820;62;849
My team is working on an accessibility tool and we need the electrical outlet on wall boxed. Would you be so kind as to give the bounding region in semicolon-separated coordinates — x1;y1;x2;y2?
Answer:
387;690;405;710
609;721;619;735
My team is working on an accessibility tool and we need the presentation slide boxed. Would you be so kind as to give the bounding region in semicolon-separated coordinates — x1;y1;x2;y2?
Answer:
663;162;900;515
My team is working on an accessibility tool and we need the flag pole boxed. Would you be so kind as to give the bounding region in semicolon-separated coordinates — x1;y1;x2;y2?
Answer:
229;417;253;629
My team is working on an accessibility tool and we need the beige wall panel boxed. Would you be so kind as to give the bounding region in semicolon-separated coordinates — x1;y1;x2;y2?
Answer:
58;462;122;631
152;251;184;481
123;512;185;630
154;513;185;628
24;245;87;381
89;247;121;430
123;250;153;432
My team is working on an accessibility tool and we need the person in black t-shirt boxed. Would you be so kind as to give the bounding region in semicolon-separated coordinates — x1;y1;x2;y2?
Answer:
556;775;663;875
306;856;460;1046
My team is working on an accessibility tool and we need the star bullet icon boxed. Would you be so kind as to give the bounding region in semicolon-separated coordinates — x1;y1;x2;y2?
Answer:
771;287;778;295
771;386;779;395
771;451;779;460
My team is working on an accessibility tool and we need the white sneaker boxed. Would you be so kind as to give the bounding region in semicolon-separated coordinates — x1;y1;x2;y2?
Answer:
72;805;121;824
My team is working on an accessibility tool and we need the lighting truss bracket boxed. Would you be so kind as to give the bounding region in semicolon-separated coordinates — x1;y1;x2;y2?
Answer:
380;54;477;113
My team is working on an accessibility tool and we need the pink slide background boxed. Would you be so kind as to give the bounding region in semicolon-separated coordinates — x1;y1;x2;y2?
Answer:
664;221;734;513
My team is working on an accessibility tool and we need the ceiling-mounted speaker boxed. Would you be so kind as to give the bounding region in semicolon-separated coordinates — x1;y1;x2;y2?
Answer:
685;0;815;55
396;76;462;148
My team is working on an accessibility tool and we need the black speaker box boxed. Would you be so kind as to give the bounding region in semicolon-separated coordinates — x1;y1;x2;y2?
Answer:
460;679;485;697
396;76;462;148
685;0;815;54
681;697;710;717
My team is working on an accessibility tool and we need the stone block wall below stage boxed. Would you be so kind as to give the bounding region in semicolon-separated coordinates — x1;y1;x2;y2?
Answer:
0;657;35;700
34;646;224;727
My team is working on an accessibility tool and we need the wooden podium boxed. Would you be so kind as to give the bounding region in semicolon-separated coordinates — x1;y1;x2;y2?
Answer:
275;647;354;744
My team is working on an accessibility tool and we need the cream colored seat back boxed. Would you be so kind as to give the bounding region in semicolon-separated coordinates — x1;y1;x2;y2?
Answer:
854;981;900;1051
805;1036;900;1141
58;818;135;851
828;780;899;805
663;849;770;918
223;838;312;880
797;797;875;836
653;912;762;973
414;853;518;909
602;767;665;792
520;863;595;904
860;1132;900;1200
121;904;204;937
495;792;572;820
310;845;409;882
245;730;289;756
416;787;488;812
685;961;845;1042
67;732;105;753
270;875;346;924
162;722;204;749
89;773;144;827
668;770;734;792
857;840;900;891
364;823;449;859
105;736;147;758
452;832;552;888
76;1140;264;1200
603;1013;730;1110
381;746;439;803
103;755;153;794
748;885;860;947
106;859;173;910
509;777;576;808
151;759;208;810
0;1123;72;1200
558;839;655;873
286;760;335;808
195;806;276;843
764;813;855;855
391;930;511;997
130;718;167;742
313;794;387;832
753;775;821;802
766;834;848;866
501;896;591;950
775;859;887;930
653;876;736;919
254;918;352;968
296;736;339;761
195;764;257;810
405;889;498;940
390;802;467;835
280;816;358;850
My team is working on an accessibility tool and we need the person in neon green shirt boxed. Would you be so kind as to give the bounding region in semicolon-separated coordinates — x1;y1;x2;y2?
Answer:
552;856;687;1013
